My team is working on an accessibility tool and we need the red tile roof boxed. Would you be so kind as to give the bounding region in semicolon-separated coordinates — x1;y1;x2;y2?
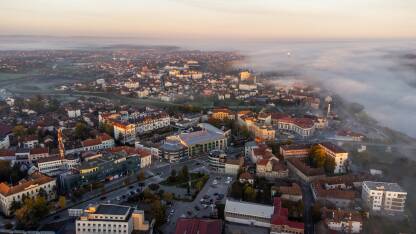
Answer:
271;197;304;230
82;138;102;147
0;172;54;197
30;147;49;155
174;218;222;234
0;149;15;157
99;133;113;141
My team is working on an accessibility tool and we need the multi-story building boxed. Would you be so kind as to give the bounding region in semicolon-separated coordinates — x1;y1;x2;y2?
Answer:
108;146;152;168
172;123;227;157
113;122;136;144
75;204;149;234
81;133;115;152
20;135;39;149
67;108;81;118
211;108;235;121
100;110;170;144
274;116;316;138
224;157;244;175
311;175;369;208
28;147;50;163
322;208;363;233
208;150;227;172
0;172;56;216
37;155;80;176
75;150;141;186
225;199;275;227
362;181;407;214
271;183;303;202
279;143;311;160
319;142;349;174
256;157;288;179
159;138;189;163
251;124;275;142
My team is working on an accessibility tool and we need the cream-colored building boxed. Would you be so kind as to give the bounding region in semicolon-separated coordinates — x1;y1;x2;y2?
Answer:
113;122;136;144
362;181;407;214
76;204;149;234
211;108;235;121
0;172;56;216
319;142;349;174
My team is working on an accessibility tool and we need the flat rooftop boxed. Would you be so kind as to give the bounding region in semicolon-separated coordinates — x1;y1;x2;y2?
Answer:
225;199;274;219
95;204;131;216
363;181;406;193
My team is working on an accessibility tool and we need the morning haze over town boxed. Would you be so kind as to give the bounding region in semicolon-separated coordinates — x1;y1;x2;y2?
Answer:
0;1;415;234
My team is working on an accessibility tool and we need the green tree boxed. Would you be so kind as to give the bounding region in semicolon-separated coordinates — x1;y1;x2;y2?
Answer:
195;180;204;191
162;192;174;202
58;196;66;209
99;122;114;136
150;200;166;228
15;196;50;228
243;185;256;202
9;200;22;214
324;156;336;174
38;188;48;198
13;125;27;138
231;181;243;199
310;145;326;168
181;165;189;180
137;171;145;182
74;122;89;139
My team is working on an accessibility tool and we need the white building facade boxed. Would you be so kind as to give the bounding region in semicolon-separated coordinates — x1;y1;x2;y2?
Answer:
362;181;407;214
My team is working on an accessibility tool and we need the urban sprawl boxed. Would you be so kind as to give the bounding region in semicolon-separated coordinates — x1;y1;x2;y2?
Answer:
0;48;412;234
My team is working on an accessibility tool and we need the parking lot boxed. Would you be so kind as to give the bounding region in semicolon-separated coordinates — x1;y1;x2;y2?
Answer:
162;174;234;233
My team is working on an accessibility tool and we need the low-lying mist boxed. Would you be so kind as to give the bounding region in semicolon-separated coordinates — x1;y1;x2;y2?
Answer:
239;40;416;139
1;36;416;138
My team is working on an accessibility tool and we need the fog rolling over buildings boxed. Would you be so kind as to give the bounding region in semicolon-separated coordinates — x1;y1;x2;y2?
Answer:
238;40;416;138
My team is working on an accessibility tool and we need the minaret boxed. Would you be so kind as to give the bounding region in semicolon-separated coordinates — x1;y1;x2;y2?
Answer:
58;128;65;160
327;103;331;117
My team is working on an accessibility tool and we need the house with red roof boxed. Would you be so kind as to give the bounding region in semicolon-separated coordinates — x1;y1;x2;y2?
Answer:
81;133;115;152
270;197;304;234
174;218;222;234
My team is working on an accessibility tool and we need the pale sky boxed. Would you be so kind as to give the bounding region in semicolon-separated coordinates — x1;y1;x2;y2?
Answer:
1;0;416;39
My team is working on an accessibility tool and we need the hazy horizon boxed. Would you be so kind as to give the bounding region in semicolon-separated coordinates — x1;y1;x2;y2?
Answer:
1;0;416;39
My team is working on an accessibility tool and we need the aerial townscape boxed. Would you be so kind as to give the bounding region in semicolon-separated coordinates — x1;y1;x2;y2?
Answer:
1;1;416;234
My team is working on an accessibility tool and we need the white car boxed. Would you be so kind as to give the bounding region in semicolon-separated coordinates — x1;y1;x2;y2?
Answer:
170;209;175;214
212;180;218;185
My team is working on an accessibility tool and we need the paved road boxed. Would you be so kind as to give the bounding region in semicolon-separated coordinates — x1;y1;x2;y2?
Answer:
300;182;315;234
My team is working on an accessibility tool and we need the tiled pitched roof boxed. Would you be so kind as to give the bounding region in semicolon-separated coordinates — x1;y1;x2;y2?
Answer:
0;172;54;197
